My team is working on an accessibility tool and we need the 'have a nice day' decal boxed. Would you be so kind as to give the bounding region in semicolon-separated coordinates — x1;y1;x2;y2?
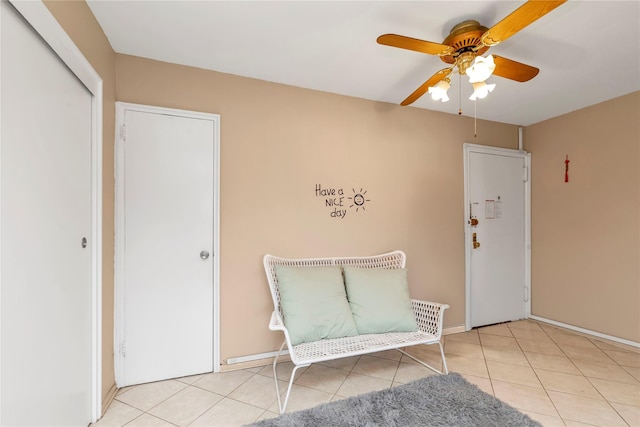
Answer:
315;184;371;219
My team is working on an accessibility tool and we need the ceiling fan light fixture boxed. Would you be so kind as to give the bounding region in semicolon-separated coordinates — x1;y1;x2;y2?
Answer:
469;81;495;100
466;54;495;83
378;0;567;106
428;78;451;102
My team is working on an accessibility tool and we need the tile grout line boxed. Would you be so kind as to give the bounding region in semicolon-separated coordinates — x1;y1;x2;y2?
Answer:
516;323;571;423
182;384;231;427
475;329;498;398
518;321;638;427
149;383;223;427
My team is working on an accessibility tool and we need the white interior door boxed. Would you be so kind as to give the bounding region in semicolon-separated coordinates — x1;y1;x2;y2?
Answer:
464;144;530;329
1;1;96;424
116;103;219;387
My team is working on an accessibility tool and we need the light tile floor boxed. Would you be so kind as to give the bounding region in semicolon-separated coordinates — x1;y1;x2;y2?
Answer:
93;320;640;426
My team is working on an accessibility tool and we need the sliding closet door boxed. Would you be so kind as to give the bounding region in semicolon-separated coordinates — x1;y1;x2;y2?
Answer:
1;1;93;424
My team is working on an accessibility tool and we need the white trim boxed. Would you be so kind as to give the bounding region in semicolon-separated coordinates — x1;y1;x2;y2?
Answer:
212;111;221;373
1;0;103;421
529;316;640;349
114;102;221;384
226;350;290;366
524;153;532;317
114;105;126;386
463;143;531;331
0;4;3;416
443;325;466;335
463;146;471;330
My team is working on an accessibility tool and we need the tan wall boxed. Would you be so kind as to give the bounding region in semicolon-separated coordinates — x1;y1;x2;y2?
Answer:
35;0;640;397
115;54;520;362
525;92;640;343
43;0;117;406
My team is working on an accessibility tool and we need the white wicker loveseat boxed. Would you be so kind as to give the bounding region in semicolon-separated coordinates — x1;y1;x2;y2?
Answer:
263;250;449;414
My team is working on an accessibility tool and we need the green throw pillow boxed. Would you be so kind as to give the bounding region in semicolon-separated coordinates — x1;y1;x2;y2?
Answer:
343;266;418;334
275;265;358;346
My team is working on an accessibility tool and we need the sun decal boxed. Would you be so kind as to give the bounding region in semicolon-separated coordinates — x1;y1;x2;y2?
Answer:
348;188;370;213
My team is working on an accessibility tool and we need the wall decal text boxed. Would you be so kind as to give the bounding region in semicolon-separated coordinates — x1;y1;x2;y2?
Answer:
315;184;370;219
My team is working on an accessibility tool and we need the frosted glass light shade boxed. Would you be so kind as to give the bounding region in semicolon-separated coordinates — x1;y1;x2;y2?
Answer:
467;55;495;83
428;78;450;102
469;81;495;100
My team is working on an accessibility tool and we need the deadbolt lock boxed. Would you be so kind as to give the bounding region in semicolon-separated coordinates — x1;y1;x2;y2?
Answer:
470;218;479;227
472;233;480;249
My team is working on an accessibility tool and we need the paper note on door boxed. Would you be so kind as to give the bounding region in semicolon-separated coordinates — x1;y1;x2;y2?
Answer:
485;200;495;219
485;200;502;219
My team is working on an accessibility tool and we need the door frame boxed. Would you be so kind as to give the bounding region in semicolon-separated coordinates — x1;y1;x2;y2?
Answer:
114;102;221;383
0;0;103;421
463;143;531;331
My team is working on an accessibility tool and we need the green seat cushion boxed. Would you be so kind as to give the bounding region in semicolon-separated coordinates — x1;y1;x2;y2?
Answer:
275;265;358;345
343;266;418;334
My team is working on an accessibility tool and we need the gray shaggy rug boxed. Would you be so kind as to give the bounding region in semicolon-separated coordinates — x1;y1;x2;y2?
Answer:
247;372;540;427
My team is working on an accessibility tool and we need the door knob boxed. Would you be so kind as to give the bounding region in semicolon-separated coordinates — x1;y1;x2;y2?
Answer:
200;250;210;260
472;233;480;249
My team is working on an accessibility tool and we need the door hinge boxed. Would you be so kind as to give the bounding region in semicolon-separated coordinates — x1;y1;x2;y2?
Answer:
120;341;126;358
523;285;529;302
120;124;126;141
523;166;529;182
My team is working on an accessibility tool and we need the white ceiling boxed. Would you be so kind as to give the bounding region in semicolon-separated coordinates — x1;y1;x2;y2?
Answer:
87;1;639;126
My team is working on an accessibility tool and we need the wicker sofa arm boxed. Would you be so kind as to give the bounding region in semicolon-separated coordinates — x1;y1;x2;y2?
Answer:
411;299;449;338
269;310;286;332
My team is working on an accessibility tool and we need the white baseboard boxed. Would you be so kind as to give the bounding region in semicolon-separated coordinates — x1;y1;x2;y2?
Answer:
226;349;288;366
529;315;640;349
443;325;466;335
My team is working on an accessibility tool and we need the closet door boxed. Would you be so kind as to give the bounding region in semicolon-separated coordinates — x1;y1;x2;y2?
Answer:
115;103;217;387
1;1;93;424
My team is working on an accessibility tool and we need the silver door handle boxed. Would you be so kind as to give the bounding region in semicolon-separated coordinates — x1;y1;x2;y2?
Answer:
200;250;210;260
81;237;87;249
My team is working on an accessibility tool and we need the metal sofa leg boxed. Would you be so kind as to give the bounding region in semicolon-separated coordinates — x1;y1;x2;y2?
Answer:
272;341;286;413
272;341;308;414
397;342;448;375
438;341;449;374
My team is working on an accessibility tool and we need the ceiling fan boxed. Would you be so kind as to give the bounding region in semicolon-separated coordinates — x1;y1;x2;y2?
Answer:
378;0;567;106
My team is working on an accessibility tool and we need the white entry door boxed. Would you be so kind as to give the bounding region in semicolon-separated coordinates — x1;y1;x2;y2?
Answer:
464;144;531;329
1;0;100;424
115;103;219;387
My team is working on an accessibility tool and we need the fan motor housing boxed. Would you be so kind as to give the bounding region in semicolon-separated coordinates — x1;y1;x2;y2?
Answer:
440;20;490;65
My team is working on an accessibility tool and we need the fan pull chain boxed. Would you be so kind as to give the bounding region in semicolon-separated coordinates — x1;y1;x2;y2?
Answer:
474;99;477;138
458;74;462;115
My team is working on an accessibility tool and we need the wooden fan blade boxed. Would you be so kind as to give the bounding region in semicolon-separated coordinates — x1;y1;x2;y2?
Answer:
401;69;451;106
377;34;453;56
492;55;539;82
482;0;567;46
